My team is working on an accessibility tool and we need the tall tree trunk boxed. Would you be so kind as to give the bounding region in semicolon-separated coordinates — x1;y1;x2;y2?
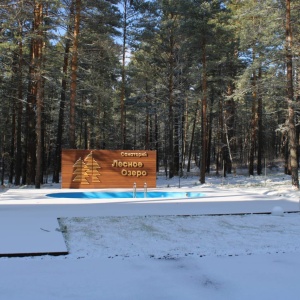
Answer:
52;3;73;183
34;2;43;189
26;25;38;185
207;93;214;174
182;97;189;171
286;0;299;188
9;53;18;184
187;106;198;173
257;67;263;175
154;96;159;172
223;46;238;175
9;95;16;184
145;82;150;149
69;0;81;149
200;40;207;184
168;33;175;179
120;0;128;149
216;93;223;176
174;112;180;176
15;27;23;186
224;89;235;175
249;67;257;176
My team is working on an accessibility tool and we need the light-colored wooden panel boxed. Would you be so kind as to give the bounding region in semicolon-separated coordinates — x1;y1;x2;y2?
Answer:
61;150;157;188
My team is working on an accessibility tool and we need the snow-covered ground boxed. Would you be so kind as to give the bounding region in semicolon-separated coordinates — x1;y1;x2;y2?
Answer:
1;171;300;300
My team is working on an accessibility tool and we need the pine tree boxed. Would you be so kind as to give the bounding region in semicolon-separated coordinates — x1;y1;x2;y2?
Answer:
69;0;81;149
72;157;90;184
84;151;101;183
286;0;298;188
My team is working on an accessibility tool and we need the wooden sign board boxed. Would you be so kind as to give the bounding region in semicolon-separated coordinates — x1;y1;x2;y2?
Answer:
61;149;157;188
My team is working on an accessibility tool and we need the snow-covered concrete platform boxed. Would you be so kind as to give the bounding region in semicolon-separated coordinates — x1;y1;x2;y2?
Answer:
0;215;68;257
0;186;299;257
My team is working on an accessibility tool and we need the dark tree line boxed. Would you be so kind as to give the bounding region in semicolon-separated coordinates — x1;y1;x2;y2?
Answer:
0;0;300;188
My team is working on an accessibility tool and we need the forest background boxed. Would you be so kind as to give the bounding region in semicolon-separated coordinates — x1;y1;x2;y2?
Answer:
0;0;299;189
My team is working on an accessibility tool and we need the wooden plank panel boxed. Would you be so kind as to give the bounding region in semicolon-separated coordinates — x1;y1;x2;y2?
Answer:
61;150;157;188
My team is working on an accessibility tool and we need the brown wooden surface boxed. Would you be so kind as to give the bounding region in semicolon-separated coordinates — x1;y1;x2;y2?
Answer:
61;150;157;188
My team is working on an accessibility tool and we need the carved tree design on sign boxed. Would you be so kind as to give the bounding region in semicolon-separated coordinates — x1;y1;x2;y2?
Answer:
72;157;90;184
84;151;101;182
